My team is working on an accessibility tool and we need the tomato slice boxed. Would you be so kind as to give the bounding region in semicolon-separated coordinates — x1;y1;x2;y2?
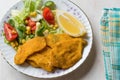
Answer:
4;23;18;41
31;25;36;31
28;19;36;27
26;18;36;31
43;7;55;24
47;19;55;25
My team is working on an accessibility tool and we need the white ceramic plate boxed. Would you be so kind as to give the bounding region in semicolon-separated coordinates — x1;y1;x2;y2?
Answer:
0;0;93;78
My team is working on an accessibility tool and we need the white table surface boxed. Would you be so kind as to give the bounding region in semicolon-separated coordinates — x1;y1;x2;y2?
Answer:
0;0;120;80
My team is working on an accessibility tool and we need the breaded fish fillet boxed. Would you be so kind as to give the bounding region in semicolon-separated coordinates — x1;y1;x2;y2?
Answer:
14;37;46;65
45;34;72;48
52;38;87;69
27;47;54;72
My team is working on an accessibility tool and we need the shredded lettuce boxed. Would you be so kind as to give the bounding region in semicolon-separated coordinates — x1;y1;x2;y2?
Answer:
9;0;42;42
35;19;49;36
11;10;20;17
11;0;43;25
35;0;43;10
23;0;42;15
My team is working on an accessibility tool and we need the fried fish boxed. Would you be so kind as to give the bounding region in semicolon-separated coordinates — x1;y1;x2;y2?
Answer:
27;47;54;72
14;37;46;65
45;34;72;48
52;38;87;69
14;33;87;72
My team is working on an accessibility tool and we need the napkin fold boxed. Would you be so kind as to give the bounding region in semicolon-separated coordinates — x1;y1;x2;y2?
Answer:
100;8;120;80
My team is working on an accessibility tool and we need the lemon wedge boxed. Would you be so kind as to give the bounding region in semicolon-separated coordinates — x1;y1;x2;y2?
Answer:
55;10;86;37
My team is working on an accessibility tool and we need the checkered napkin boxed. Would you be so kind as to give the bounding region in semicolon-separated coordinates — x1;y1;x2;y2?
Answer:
100;8;120;80
100;8;112;80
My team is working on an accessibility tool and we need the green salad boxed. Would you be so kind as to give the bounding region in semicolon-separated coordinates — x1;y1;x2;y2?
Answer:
3;0;63;50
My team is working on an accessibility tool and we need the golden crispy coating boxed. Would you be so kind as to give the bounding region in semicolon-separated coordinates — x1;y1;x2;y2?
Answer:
27;60;39;68
45;34;72;48
14;37;46;65
14;33;87;72
52;38;87;69
27;47;54;72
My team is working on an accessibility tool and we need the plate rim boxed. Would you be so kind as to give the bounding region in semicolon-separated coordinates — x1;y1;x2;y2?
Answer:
0;0;93;78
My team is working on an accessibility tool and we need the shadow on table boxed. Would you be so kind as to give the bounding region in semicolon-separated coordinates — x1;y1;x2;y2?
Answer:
28;38;97;80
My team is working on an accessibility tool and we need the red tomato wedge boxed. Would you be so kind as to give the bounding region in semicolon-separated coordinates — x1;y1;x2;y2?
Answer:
31;25;36;31
26;18;36;31
28;19;36;27
43;7;55;24
4;23;18;41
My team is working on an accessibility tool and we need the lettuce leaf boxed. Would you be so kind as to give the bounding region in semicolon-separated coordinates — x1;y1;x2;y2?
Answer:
11;0;42;21
9;0;42;40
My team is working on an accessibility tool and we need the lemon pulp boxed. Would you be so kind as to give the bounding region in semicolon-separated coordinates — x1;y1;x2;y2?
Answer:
56;10;86;37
